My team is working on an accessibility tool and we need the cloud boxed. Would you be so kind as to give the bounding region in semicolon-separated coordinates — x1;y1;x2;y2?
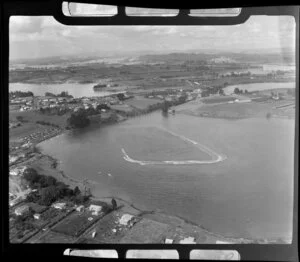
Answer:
9;15;296;60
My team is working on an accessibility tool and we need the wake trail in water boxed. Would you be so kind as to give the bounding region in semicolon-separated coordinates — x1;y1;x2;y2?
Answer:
121;127;226;166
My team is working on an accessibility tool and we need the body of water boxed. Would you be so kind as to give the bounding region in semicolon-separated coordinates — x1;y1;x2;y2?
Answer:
9;82;121;98
38;111;294;242
224;82;295;95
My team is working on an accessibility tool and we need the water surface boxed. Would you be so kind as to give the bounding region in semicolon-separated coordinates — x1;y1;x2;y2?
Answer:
39;112;294;242
9;82;120;98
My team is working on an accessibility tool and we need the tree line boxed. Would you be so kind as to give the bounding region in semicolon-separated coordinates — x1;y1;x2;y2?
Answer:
24;168;90;206
45;91;73;98
9;91;34;98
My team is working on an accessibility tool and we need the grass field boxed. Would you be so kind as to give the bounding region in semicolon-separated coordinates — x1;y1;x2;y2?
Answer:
9;110;70;128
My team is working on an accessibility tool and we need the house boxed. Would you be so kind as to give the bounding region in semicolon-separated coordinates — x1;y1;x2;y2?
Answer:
34;213;41;220
119;214;133;226
89;204;102;215
179;237;196;244
15;205;29;216
165;238;173;244
52;202;66;209
76;205;84;212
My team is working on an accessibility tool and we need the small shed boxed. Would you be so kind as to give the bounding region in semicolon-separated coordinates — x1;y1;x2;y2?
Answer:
34;213;41;220
165;238;173;244
76;205;84;212
52;202;66;209
179;237;196;244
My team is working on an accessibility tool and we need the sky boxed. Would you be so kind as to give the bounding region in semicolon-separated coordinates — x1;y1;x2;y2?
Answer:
9;5;296;60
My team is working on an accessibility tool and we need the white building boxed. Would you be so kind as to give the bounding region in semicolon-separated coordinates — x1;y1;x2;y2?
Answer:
89;204;102;215
76;205;84;212
34;213;41;220
165;238;174;244
52;202;66;209
119;214;134;226
179;237;196;244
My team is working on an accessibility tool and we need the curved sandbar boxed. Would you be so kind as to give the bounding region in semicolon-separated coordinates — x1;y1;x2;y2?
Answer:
121;127;226;166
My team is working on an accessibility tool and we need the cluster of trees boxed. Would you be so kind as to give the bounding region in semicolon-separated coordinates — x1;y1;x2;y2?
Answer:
39;106;69;116
45;91;73;98
201;87;221;97
9;91;34;98
234;88;248;94
66;104;112;128
13;210;36;239
96;104;110;111
36;120;60;128
116;93;133;101
16;115;28;123
67;109;91;128
24;168;89;206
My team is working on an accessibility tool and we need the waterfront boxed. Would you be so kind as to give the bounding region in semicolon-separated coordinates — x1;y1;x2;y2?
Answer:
38;111;294;242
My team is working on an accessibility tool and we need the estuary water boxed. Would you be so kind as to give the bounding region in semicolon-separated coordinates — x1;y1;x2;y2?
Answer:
38;111;295;242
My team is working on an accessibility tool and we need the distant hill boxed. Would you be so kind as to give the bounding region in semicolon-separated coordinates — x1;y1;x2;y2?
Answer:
138;51;295;65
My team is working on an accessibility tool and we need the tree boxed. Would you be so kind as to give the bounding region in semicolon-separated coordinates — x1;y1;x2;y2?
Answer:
67;110;90;128
23;168;41;187
234;87;240;94
178;93;188;104
38;186;60;206
117;93;125;101
39;176;57;188
111;198;117;210
26;191;40;203
74;186;81;196
96;104;110;111
161;101;169;113
45;92;56;97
